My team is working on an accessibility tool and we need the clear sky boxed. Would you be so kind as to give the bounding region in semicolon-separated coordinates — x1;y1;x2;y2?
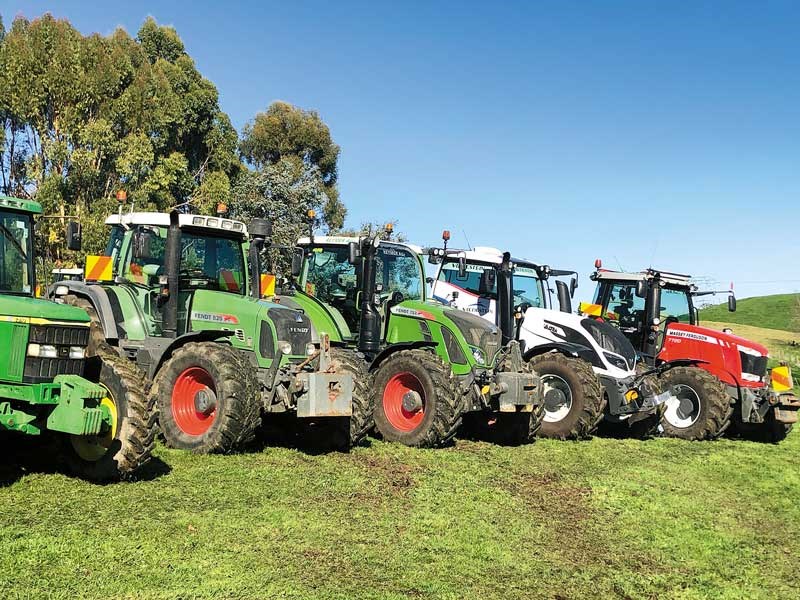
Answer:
3;0;799;301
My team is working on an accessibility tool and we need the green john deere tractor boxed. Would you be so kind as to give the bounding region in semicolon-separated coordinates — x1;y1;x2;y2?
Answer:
50;209;369;453
0;195;154;480
263;225;542;447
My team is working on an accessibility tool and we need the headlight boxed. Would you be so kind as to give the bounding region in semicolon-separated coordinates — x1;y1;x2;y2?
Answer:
28;344;58;358
306;342;316;356
603;351;628;371
69;346;86;359
277;341;292;355
469;345;486;365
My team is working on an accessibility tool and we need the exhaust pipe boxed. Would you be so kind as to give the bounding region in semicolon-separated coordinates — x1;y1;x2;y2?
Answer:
497;252;514;346
357;236;381;356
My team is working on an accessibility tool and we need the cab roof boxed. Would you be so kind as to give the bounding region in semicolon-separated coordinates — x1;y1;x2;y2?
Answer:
296;235;424;255
438;246;576;278
105;211;248;236
0;195;42;214
592;268;694;288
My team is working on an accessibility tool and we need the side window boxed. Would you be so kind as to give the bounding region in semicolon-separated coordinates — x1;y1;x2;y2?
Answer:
606;283;645;329
660;288;691;323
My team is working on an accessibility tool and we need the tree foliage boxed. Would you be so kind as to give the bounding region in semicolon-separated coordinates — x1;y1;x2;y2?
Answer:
0;14;239;261
238;101;345;231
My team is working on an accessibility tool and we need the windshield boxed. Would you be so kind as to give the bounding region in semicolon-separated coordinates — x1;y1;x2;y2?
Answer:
104;224;126;274
304;243;423;302
0;210;34;296
437;261;544;308
660;286;692;323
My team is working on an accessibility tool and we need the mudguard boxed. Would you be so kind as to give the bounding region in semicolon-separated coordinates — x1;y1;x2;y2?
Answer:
47;281;120;341
148;330;235;379
522;341;598;365
368;341;438;372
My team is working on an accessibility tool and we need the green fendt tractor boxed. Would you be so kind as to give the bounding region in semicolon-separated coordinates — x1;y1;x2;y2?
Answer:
264;224;542;447
1;195;154;480
50;209;369;453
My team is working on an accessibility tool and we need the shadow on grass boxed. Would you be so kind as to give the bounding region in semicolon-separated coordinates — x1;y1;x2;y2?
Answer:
0;432;171;488
249;413;376;456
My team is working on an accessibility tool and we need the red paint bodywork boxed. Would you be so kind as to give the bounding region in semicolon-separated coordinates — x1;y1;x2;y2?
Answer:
659;323;768;389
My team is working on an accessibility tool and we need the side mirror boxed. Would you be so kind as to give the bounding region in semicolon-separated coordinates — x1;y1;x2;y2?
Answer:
635;280;647;298
348;241;360;265
478;268;496;295
556;280;572;313
728;294;736;312
290;248;303;278
458;256;467;279
132;230;154;260
569;276;578;298
66;221;82;251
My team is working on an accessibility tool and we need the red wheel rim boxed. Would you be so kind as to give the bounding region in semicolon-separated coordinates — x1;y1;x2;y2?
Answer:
383;371;425;432
172;367;217;436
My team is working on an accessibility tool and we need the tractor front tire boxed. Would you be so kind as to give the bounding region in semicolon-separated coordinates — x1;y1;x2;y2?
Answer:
529;352;606;440
372;349;462;447
658;366;734;440
152;342;261;453
64;352;156;481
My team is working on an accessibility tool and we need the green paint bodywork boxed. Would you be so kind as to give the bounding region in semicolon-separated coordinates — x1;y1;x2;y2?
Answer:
0;198;114;439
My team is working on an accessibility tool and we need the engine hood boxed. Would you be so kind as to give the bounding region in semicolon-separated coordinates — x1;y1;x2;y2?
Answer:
0;295;90;323
669;323;768;357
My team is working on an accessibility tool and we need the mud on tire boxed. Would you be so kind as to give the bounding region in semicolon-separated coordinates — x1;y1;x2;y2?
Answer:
529;352;606;440
64;350;157;481
658;366;734;440
151;342;261;453
372;349;462;448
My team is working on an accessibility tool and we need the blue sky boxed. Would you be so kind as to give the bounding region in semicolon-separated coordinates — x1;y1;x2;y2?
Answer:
3;0;799;301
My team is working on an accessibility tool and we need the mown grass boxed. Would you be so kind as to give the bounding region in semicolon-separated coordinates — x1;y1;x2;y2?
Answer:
1;429;799;600
700;293;800;332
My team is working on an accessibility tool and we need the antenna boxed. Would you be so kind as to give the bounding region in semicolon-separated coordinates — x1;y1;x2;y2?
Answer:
613;255;624;271
648;238;659;268
462;229;473;251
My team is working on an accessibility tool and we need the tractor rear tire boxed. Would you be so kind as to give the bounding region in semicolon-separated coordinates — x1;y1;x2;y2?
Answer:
62;294;105;356
64;351;156;481
529;352;606;440
302;349;373;451
658;366;734;440
372;349;462;447
152;342;261;453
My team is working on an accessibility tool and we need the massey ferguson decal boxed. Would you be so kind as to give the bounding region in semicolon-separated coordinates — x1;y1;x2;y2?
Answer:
666;329;719;345
191;311;240;325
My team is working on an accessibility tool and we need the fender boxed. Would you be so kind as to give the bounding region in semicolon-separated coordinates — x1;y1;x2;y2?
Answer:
147;330;235;379
368;341;438;372
47;281;120;342
523;341;599;366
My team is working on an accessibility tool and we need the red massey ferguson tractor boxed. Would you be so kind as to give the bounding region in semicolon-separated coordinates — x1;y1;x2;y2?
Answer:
583;262;799;442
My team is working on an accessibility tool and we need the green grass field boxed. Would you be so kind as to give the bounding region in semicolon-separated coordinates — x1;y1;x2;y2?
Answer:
700;293;800;332
2;429;799;600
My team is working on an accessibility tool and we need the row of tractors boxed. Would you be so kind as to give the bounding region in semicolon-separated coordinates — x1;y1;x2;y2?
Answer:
1;195;797;481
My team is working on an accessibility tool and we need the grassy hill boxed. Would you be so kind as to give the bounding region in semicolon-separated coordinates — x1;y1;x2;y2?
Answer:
699;293;800;332
2;433;799;600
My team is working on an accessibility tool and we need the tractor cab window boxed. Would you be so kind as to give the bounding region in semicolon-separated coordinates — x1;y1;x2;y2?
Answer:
375;245;422;301
125;225;166;285
304;246;356;301
179;231;246;295
512;266;545;308
606;282;646;332
104;224;126;273
659;287;692;327
0;210;33;295
438;261;495;298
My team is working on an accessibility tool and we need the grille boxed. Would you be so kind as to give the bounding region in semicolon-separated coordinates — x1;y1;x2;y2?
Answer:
23;324;89;383
581;318;637;370
740;351;767;379
441;326;467;364
268;307;312;356
444;308;501;365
